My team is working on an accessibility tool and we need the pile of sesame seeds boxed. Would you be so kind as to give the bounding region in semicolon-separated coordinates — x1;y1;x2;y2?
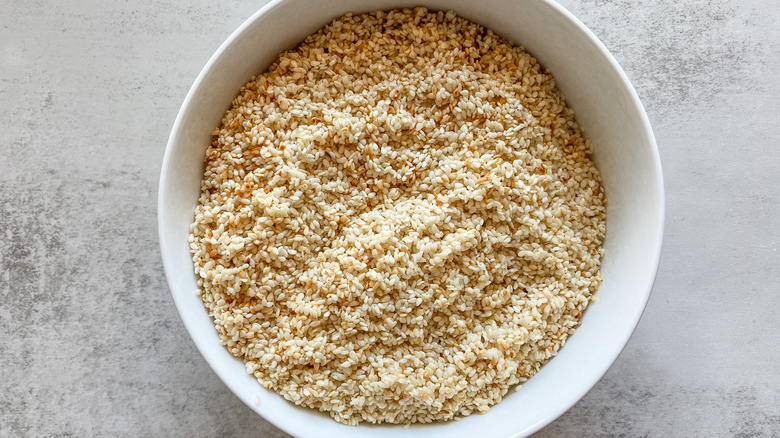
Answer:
189;7;606;425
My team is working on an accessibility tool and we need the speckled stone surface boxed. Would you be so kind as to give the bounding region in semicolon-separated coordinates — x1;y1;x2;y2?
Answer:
1;0;778;436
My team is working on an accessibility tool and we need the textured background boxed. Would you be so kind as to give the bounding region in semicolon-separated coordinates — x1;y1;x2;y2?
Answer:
1;0;778;436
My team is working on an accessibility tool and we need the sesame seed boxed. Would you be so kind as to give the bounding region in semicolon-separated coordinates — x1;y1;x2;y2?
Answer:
189;7;605;426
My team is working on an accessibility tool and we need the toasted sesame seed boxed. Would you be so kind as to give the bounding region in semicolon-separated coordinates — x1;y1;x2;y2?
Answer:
190;7;605;426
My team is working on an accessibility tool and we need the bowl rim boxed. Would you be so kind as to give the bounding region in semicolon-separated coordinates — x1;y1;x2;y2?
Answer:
158;0;665;436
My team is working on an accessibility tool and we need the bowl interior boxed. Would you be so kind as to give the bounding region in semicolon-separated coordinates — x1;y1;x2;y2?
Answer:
159;0;663;436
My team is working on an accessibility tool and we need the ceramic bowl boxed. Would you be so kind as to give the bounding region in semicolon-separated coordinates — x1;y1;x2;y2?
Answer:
159;0;664;436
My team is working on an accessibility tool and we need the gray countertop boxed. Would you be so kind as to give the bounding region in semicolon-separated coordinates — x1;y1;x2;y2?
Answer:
1;0;778;436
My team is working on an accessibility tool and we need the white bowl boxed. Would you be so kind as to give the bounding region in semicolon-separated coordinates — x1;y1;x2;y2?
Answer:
159;0;664;436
